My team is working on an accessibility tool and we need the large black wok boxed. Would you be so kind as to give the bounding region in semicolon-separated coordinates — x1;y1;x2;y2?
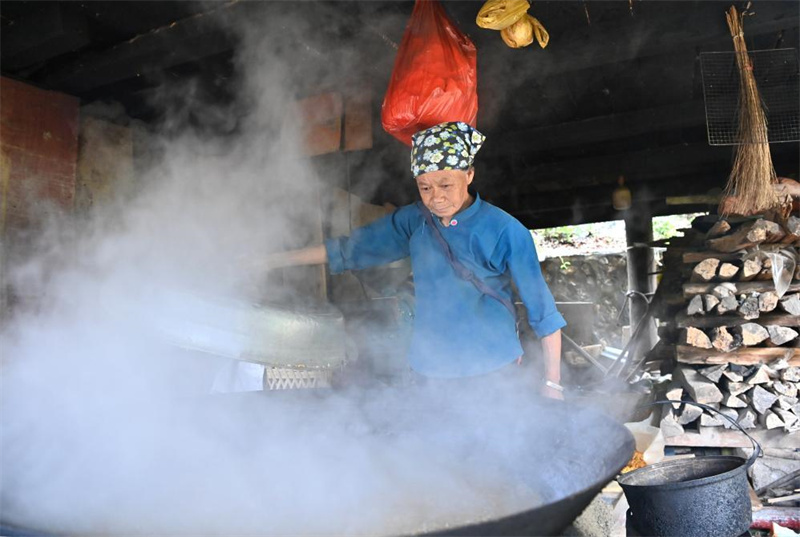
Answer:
1;388;633;537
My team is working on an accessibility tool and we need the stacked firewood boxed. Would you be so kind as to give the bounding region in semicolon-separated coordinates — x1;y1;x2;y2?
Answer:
654;213;800;440
661;361;800;435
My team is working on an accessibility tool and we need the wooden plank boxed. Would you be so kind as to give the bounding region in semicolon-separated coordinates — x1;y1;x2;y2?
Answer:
666;426;800;450
676;345;800;366
497;143;731;197
343;88;372;152
682;251;742;264
675;312;800;329
484;101;706;157
683;282;800;297
43;3;239;94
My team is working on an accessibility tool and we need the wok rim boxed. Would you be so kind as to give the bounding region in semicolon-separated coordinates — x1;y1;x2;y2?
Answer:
617;455;748;491
413;400;636;536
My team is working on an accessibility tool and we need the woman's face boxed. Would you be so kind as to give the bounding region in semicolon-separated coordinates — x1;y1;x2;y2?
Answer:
415;168;474;221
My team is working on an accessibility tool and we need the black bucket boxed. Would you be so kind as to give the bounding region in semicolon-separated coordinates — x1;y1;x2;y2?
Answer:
617;401;761;537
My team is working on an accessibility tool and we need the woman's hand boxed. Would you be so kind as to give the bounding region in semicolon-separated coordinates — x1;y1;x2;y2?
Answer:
540;382;565;400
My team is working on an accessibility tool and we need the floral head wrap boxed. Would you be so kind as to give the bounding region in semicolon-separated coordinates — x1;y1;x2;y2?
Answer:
410;122;486;177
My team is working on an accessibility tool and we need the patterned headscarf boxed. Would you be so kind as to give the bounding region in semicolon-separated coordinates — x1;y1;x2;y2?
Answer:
410;122;486;177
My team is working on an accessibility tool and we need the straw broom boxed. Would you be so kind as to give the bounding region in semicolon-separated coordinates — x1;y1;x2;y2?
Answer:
719;4;780;216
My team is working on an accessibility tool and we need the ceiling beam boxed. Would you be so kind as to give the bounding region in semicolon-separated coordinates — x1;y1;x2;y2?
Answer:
482;100;707;157
495;173;718;228
41;3;242;95
483;142;733;199
499;1;799;80
1;3;90;72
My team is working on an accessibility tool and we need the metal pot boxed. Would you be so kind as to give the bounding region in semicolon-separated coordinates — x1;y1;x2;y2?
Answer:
618;401;761;537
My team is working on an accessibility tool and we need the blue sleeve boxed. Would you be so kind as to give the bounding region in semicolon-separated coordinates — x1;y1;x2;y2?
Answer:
494;221;566;338
324;204;421;274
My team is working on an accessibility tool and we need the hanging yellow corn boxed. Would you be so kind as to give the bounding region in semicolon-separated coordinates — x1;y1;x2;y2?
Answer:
500;15;534;48
476;0;530;30
530;16;549;48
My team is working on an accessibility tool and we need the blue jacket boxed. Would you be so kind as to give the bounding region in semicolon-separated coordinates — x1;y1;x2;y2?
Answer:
325;194;566;378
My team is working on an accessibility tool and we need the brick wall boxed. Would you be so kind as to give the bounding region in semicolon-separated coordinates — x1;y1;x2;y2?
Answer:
1;76;79;235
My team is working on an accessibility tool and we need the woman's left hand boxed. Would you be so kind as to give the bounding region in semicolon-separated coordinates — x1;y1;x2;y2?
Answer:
541;383;565;400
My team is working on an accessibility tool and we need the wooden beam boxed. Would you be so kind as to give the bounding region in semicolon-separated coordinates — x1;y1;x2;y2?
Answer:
497;1;799;81
487;143;731;197
683;282;800;297
676;312;800;329
483;101;706;157
42;3;241;94
1;4;90;71
676;345;800;366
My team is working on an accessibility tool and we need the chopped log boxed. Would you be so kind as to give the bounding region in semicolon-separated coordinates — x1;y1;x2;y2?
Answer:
723;367;745;382
780;294;800;316
758;291;779;312
712;283;737;298
698;363;727;382
737;295;761;320
772;358;791;371
660;408;685;437
711;326;740;353
777;394;799;410
706;220;732;239
703;294;720;312
691;258;721;282
687;295;705;316
721;392;747;408
735;323;770;346
737;407;758;429
740;258;763;281
675;346;800;366
775;407;799;427
666;383;684;409
706;219;781;253
719;406;740;429
677;403;703;425
753;256;773;281
773;381;798;398
718;262;740;281
767;325;799;346
759;410;785;430
725;379;751;397
781;216;800;244
781;367;800;382
716;295;740;315
751;385;779;414
700;412;725;427
675;366;723;404
681;327;713;349
746;364;772;385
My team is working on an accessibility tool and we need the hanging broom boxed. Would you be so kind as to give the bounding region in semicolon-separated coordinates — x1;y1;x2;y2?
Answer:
719;4;781;216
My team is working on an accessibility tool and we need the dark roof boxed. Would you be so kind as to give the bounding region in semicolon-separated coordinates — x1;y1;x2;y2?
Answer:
2;0;798;227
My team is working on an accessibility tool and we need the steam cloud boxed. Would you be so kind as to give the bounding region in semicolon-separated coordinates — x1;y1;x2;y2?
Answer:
0;4;619;536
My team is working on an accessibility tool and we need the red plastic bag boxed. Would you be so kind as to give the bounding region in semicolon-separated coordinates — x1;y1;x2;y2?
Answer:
381;0;478;146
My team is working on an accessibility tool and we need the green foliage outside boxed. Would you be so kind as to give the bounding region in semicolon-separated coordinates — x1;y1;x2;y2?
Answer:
532;213;706;248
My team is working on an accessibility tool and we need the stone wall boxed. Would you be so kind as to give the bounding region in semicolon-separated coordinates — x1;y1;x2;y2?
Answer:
542;254;629;348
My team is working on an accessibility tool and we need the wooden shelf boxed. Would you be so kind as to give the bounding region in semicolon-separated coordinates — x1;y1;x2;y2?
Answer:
675;312;800;329
682;251;743;264
665;425;800;449
683;281;800;297
676;345;800;365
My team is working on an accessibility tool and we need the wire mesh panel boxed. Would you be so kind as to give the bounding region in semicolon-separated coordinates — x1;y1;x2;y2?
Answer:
700;48;799;145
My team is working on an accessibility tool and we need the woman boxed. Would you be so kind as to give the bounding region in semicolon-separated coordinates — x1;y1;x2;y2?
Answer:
265;122;566;399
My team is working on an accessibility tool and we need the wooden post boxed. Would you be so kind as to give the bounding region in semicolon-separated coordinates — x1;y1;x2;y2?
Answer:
624;203;656;352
